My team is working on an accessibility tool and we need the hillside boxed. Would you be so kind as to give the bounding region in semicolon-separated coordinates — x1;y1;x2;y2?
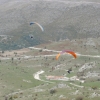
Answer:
0;37;100;100
0;0;100;50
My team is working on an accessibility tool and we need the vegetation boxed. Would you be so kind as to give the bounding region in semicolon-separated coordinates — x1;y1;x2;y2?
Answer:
0;0;100;100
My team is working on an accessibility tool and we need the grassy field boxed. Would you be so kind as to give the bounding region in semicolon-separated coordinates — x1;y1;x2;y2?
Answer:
0;38;100;100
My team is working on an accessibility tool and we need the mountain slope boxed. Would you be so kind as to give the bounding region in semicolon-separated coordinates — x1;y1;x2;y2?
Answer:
0;0;100;50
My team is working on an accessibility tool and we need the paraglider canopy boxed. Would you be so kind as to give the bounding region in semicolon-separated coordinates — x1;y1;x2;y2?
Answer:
30;22;44;31
56;50;77;60
30;22;35;25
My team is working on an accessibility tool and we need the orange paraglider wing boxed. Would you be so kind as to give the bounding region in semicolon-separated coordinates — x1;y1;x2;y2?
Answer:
56;50;77;60
65;51;77;58
56;53;61;60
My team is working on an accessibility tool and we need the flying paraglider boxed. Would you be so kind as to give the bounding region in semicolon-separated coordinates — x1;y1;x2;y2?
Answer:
30;22;44;31
56;50;77;60
29;34;34;39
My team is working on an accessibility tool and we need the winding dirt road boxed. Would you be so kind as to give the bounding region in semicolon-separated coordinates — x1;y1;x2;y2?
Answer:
33;70;54;83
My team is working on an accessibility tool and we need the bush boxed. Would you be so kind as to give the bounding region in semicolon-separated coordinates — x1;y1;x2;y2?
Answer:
39;49;42;52
50;89;57;95
92;86;97;90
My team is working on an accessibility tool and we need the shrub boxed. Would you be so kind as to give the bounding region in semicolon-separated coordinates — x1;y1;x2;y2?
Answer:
39;49;42;52
50;89;57;95
92;86;97;90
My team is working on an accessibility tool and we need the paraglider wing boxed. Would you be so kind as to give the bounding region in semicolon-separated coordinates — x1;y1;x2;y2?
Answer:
30;22;44;31
56;50;77;60
65;50;77;58
30;22;35;25
56;53;61;60
35;22;44;31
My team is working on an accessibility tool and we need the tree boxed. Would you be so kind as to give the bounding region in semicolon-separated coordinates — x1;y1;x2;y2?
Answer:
50;89;57;95
11;57;14;63
2;50;4;53
9;96;13;100
44;46;46;49
39;49;42;52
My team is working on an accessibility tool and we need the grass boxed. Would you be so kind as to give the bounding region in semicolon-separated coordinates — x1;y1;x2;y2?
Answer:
83;81;100;88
